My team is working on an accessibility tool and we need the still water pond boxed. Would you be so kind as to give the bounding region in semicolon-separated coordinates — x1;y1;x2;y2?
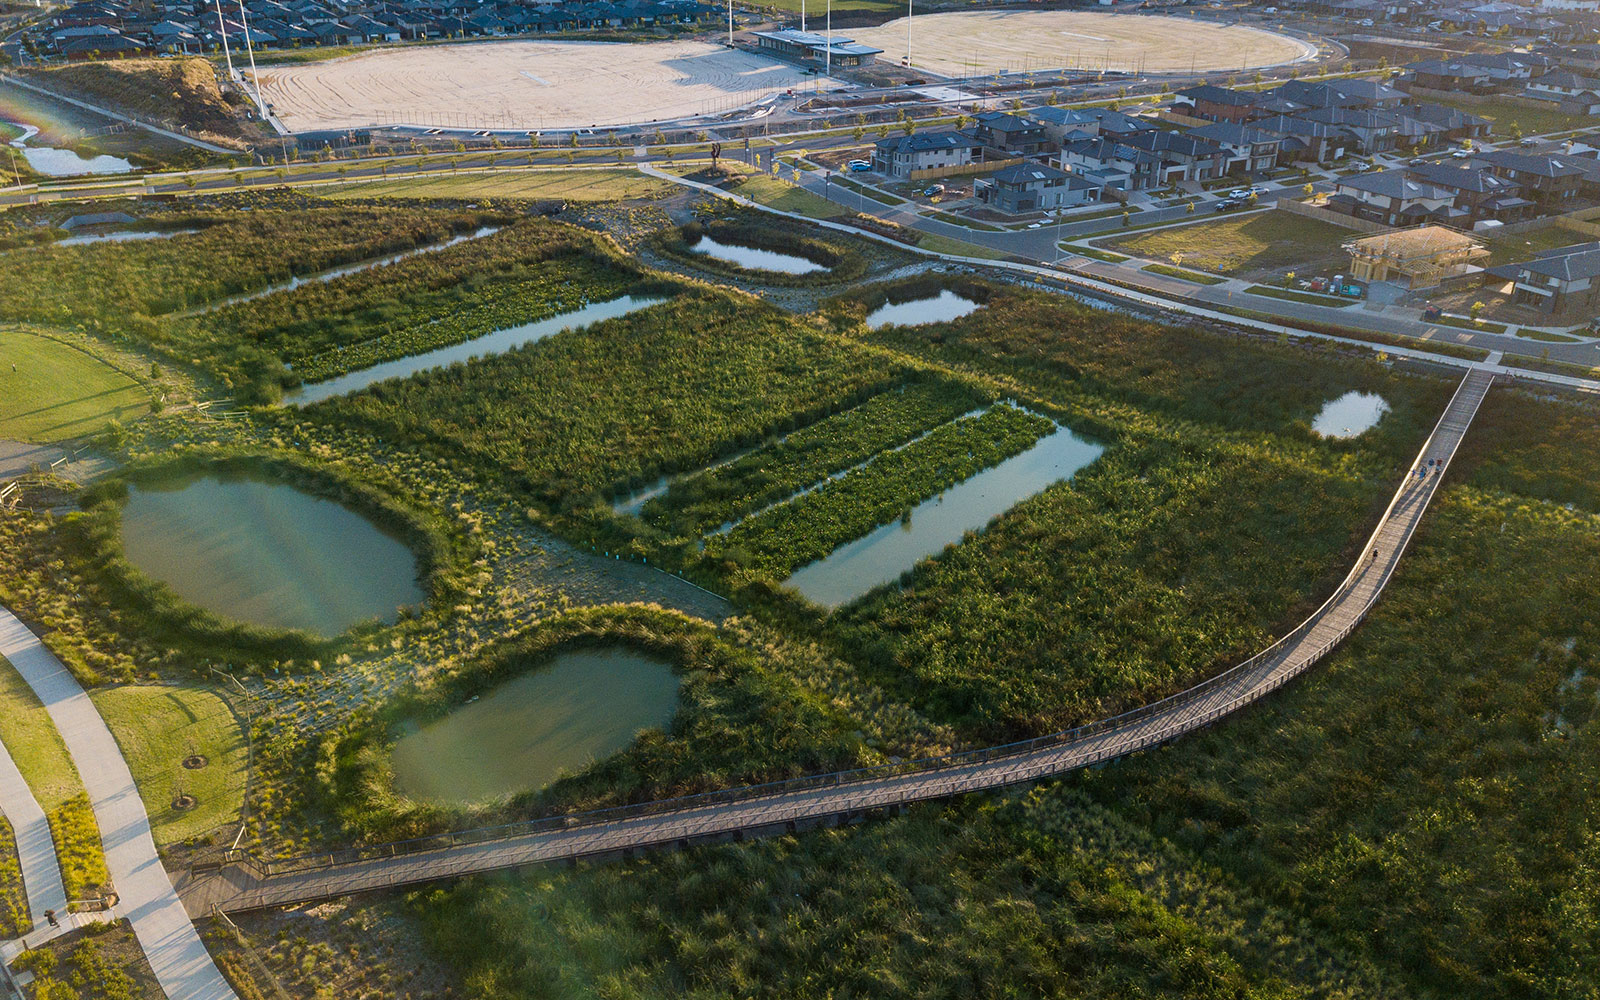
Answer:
390;648;680;803
866;290;982;329
1313;391;1390;439
286;295;666;403
785;424;1104;608
5;121;136;176
689;235;825;274
119;473;423;636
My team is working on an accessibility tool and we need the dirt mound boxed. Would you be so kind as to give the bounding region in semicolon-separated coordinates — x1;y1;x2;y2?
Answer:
26;58;253;146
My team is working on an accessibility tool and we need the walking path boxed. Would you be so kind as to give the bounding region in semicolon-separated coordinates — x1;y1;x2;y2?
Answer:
175;370;1494;915
0;608;238;1000
0;736;67;938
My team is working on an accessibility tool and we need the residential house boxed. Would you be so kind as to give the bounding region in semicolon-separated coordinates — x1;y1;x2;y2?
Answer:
871;131;981;179
1406;161;1536;222
971;112;1050;157
1172;84;1259;123
1185;122;1284;174
1301;107;1403;154
1329;169;1457;225
976;163;1096;214
1502;241;1600;312
1474;149;1586;205
1057;136;1164;190
1251;115;1354;164
1120;130;1227;183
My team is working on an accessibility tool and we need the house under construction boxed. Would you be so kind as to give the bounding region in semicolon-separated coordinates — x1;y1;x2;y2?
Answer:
1343;225;1489;290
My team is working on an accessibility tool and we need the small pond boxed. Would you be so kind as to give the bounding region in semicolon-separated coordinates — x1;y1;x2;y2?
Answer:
1312;391;1390;439
286;295;666;404
689;234;825;275
119;471;424;637
390;647;680;803
785;423;1104;608
866;290;983;329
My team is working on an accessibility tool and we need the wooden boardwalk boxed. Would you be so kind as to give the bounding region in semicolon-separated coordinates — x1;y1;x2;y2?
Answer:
177;370;1496;916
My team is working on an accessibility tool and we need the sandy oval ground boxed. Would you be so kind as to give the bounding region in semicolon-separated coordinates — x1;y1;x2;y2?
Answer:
254;39;838;132
848;11;1316;77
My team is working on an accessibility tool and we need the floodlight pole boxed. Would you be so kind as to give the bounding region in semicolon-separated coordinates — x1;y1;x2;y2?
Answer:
213;0;234;80
236;0;265;120
727;0;732;45
825;0;831;77
905;0;912;68
801;0;805;33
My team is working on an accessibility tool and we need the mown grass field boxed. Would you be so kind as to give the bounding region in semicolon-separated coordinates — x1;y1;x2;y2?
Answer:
1433;94;1595;137
1106;210;1353;275
91;685;248;847
320;168;673;202
0;328;149;442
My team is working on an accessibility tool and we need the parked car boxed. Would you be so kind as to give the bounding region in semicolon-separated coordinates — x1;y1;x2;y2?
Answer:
1423;304;1443;320
923;184;946;197
1519;137;1539;148
1215;198;1246;212
1248;185;1268;196
1451;148;1474;159
847;159;872;172
1227;187;1250;198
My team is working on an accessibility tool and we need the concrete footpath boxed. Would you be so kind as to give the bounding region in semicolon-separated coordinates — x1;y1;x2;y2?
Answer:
0;734;68;936
0;607;238;1000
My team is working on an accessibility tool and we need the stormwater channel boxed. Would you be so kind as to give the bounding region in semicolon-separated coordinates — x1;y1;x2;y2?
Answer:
53;228;199;248
688;234;825;274
191;225;503;315
285;294;667;404
389;647;680;803
865;289;983;329
119;471;423;637
784;423;1105;608
1313;391;1390;439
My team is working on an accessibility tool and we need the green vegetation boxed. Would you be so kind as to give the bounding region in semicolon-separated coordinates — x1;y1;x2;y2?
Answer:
1069;245;1131;263
0;655;110;901
178;218;657;390
1140;262;1227;284
10;920;158;1000
1484;224;1591;265
732;173;849;219
0;328;150;442
320;168;673;202
0;202;508;401
1433;94;1595;137
914;231;1013;260
1516;328;1583;343
710;405;1056;579
1501;352;1600;379
1108;211;1353;275
330;291;903;511
1430;314;1510;335
0;816;28;937
640;380;985;537
90;685;247;847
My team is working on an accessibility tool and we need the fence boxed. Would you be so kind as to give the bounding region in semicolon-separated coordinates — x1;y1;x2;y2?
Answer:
908;157;1022;182
1279;197;1395;234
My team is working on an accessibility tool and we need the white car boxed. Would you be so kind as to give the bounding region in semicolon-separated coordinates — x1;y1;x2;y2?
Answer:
1248;185;1268;196
1451;148;1474;159
1228;187;1250;198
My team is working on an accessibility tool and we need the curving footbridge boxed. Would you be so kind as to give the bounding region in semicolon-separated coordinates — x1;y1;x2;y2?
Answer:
176;369;1496;916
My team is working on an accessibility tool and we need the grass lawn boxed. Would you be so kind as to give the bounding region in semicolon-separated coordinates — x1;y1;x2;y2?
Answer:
1484;225;1590;265
1141;262;1227;284
0;329;149;443
915;232;1013;260
735;174;847;219
0;654;84;810
91;685;247;848
1246;284;1358;307
1107;210;1353;275
1434;95;1594;138
319;168;671;202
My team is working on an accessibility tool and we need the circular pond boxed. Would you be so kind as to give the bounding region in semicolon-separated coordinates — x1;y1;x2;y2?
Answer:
390;647;680;804
118;471;424;637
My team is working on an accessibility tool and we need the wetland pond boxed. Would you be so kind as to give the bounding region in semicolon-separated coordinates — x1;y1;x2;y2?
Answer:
286;294;666;403
688;235;825;275
865;290;983;329
785;423;1104;608
390;648;680;803
119;472;423;636
1313;391;1390;439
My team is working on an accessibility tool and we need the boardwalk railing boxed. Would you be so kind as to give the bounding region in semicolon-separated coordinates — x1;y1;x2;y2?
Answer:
190;370;1494;906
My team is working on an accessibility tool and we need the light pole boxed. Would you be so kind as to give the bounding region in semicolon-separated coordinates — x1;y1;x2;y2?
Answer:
905;0;912;68
727;0;733;46
212;0;234;80
825;0;831;78
236;0;265;121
